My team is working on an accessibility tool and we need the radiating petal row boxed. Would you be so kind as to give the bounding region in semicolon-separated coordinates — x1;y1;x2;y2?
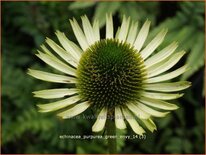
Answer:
28;14;190;135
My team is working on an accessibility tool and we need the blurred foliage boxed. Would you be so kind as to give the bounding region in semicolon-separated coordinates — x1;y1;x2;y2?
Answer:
1;1;205;154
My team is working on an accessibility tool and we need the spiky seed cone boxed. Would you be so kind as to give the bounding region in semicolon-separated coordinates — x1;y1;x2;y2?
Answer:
77;39;146;110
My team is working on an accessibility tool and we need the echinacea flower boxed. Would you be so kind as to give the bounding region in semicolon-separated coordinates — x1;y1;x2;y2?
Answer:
28;14;191;135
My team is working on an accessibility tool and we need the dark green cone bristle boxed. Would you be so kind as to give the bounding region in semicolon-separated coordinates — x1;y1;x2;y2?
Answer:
76;39;146;110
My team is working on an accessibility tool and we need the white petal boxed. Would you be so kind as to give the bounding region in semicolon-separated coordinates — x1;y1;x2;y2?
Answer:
146;65;188;83
117;15;130;42
147;51;185;78
106;14;113;39
126;21;138;45
126;102;150;119
37;95;81;112
81;15;96;45
140;29;167;60
141;119;157;132
70;18;89;50
122;108;145;135
33;88;78;99
141;91;183;100
36;52;76;76
144;81;191;92
133;20;151;52
115;107;126;129
144;42;178;68
27;69;76;83
137;102;169;117
55;31;82;62
139;96;179;110
93;19;100;41
92;108;107;132
57;101;91;119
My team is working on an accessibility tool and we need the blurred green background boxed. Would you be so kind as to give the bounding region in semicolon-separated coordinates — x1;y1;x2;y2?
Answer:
1;1;205;154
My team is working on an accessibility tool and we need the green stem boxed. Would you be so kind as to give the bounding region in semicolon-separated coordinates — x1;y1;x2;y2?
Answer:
107;114;117;154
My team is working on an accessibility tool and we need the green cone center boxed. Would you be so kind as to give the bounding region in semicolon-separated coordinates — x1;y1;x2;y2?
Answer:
76;39;146;109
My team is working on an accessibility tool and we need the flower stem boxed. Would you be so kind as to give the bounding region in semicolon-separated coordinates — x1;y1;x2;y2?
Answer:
107;113;117;154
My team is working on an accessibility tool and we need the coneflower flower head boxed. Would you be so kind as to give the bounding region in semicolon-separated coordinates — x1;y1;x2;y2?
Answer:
28;14;191;135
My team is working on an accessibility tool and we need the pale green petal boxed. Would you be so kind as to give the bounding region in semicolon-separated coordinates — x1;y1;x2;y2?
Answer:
134;20;151;52
139;96;179;110
45;38;79;67
115;107;126;129
37;95;81;112
33;88;78;99
137;102;169;117
117;16;130;42
144;81;191;92
93;19;100;41
144;42;178;68
141;91;183;100
141;119;157;132
55;31;82;62
115;27;120;39
140;29;167;60
126;102;150;119
147;51;185;78
122;108;145;135
40;44;78;68
106;14;113;39
146;65;188;83
126;21;138;45
27;69;76;83
40;44;55;57
81;15;96;45
70;18;89;50
36;52;76;76
57;101;91;119
92;108;107;132
66;40;84;58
